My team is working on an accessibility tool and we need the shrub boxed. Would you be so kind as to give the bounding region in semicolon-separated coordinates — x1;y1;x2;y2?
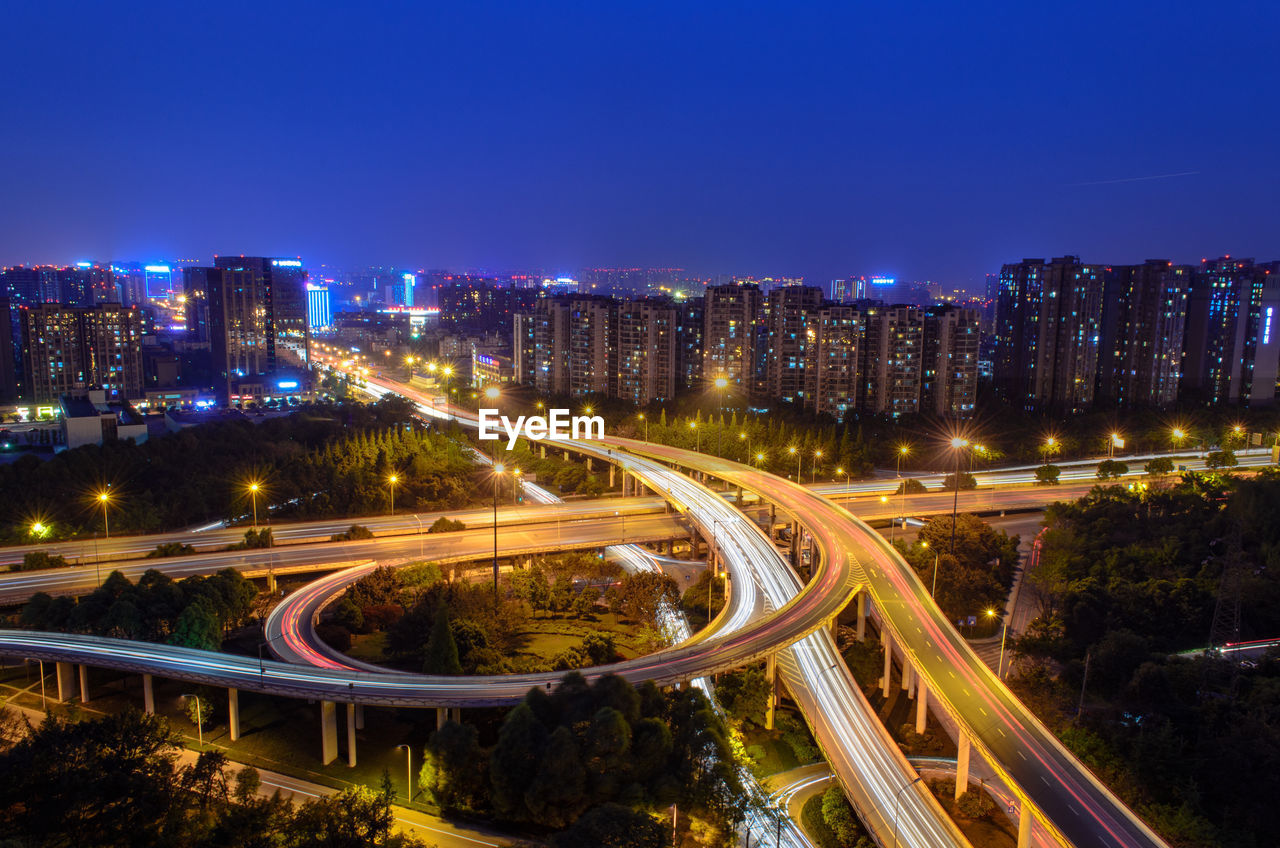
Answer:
1034;464;1061;485
896;478;928;495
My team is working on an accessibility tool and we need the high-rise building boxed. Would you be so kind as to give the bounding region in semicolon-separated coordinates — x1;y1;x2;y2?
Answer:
861;305;925;417
1181;257;1278;406
921;305;980;417
0;299;17;402
993;256;1104;412
806;304;864;420
513;311;537;386
439;278;537;331
20;303;143;402
200;256;311;401
182;267;214;346
615;299;678;404
566;296;613;397
702;283;761;393
1095;260;1190;408
763;285;824;404
307;284;332;330
674;296;704;392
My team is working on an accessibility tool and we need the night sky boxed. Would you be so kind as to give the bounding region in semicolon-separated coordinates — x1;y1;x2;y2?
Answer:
3;1;1277;286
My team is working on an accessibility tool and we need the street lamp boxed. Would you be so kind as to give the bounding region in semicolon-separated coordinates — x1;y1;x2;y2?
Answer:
891;776;923;848
922;540;941;598
836;467;849;499
491;464;505;607
638;413;648;442
30;521;48;538
96;490;112;539
810;449;823;484
738;431;749;462
247;482;261;529
1108;431;1123;459
484;385;501;402
947;437;969;555
896;444;910;537
1171;427;1187;452
788;446;799;481
387;474;398;516
755;451;766;470
689;420;700;453
986;608;1009;678
182;693;204;748
396;743;413;802
713;376;728;457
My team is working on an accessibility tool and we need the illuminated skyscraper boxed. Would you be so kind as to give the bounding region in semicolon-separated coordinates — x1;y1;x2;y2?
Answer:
20;303;143;402
702;283;761;394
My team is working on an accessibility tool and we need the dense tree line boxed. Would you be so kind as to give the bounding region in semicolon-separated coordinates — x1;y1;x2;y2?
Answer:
420;673;747;844
19;568;257;650
0;709;427;848
1009;472;1280;847
1;398;476;543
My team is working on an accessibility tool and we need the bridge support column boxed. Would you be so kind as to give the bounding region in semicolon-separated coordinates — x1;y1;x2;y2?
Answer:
856;591;867;642
915;680;928;734
355;703;364;729
78;664;90;703
451;708;462;723
563;449;570;461
735;485;743;504
902;661;914;696
539;444;546;459
955;731;970;801
609;466;616;488
346;704;357;768
882;635;893;697
142;674;155;714
437;707;446;730
1017;804;1033;848
586;457;593;472
320;701;338;765
55;662;74;702
764;653;778;729
769;504;776;536
228;688;240;741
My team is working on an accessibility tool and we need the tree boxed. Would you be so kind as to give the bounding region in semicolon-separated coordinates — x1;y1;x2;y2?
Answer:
1096;460;1129;480
421;721;486;812
616;571;679;623
821;784;862;845
1144;457;1175;477
552;803;669;848
146;542;196;558
16;551;69;571
1205;449;1237;470
896;478;928;495
1034;464;1061;485
331;596;365;633
169;599;222;651
423;603;462;675
941;471;977;491
330;524;375;542
429;516;466;533
524;726;588;827
489;704;548;820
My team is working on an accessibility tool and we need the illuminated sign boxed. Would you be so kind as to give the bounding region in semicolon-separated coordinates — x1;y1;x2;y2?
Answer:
75;262;92;268
1264;307;1274;345
144;265;171;273
272;259;303;267
870;276;896;287
277;380;299;389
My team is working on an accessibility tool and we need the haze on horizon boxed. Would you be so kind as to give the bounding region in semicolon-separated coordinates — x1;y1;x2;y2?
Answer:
2;0;1277;288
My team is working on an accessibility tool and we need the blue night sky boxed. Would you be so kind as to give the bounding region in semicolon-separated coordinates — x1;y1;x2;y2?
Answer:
2;1;1277;287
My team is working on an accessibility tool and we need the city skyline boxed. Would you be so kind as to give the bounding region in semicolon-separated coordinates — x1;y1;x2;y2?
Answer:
3;2;1278;285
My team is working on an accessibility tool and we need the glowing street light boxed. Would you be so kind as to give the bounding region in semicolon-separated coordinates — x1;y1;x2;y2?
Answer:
947;437;969;554
491;464;506;606
689;420;700;453
986;608;1009;678
1108;431;1124;459
30;521;48;538
755;451;766;470
713;375;728;457
96;490;112;539
638;412;649;442
788;445;800;480
247;481;261;529
387;474;399;515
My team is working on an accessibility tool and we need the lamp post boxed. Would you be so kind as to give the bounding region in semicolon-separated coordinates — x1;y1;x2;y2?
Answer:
638;413;648;442
986;608;1009;678
789;446;799;481
892;776;923;848
1171;427;1186;453
387;474;398;516
689;420;700;453
810;449;822;484
182;693;204;747
836;467;848;500
396;743;413;802
1108;431;1123;459
948;437;968;555
491;464;505;607
738;431;749;462
96;490;111;539
247;482;260;529
714;376;728;456
896;444;910;536
755;451;765;470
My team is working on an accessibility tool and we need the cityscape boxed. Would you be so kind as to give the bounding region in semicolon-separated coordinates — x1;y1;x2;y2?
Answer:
1;3;1278;848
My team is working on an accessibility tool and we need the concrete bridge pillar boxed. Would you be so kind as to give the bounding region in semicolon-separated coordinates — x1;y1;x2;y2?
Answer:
902;661;915;696
266;571;277;593
55;662;74;702
355;703;364;730
320;701;338;765
563;450;570;461
915;680;928;734
856;591;868;642
451;707;462;723
769;503;776;537
1017;804;1033;848
437;707;447;730
882;634;893;697
735;485;743;504
955;731;971;801
609;466;616;488
228;688;240;741
586;457;593;472
765;654;778;730
346;704;358;767
622;474;632;497
78;664;91;703
539;444;546;459
142;674;155;714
